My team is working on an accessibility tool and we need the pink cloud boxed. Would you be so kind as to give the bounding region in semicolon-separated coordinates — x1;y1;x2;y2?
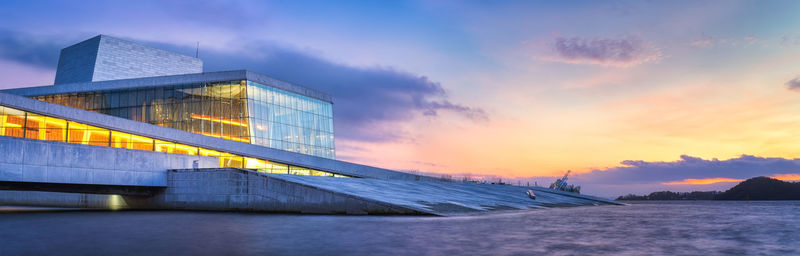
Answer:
690;34;714;47
786;77;800;91
548;36;662;67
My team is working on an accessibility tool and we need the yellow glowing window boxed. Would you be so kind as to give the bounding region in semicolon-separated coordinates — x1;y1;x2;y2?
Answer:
269;163;289;174
199;148;223;157
0;105;348;178
86;125;110;146
130;134;154;151
220;155;243;168
2;108;26;138
111;131;132;149
244;157;267;170
289;167;311;176
44;117;67;142
154;140;175;153
67;121;87;144
310;170;334;177
24;113;42;140
173;144;198;155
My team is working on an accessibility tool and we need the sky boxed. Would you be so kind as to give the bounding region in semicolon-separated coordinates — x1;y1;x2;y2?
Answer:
1;0;800;197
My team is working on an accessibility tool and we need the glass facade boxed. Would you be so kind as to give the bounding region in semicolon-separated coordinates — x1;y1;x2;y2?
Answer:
31;80;335;158
246;81;334;158
0;105;348;177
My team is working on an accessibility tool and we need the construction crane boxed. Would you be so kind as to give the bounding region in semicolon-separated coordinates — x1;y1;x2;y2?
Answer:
549;170;581;194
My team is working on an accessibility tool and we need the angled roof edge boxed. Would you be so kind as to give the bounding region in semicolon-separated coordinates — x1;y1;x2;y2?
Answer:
2;70;333;103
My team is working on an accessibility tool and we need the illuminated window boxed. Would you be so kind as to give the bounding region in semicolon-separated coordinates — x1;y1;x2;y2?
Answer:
0;105;348;178
44;117;67;142
130;134;154;151
86;125;109;146
1;107;26;138
220;155;243;168
67;122;87;144
34;80;335;159
173;144;198;155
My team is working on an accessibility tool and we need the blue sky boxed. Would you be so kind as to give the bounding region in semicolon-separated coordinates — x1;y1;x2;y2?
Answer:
2;0;800;197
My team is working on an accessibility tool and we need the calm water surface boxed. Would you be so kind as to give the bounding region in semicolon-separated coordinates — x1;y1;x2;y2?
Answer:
1;201;798;256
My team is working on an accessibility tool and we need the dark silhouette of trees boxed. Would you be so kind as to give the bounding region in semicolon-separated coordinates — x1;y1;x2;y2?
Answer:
616;176;800;200
715;176;800;200
617;191;719;200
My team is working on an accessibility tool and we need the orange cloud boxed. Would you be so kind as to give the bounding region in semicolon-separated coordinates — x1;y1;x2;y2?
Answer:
771;173;800;181
663;178;745;185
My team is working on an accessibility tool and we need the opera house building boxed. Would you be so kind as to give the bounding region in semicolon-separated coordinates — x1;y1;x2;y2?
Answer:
0;35;619;215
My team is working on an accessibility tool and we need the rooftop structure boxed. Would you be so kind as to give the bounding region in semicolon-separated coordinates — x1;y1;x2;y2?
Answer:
55;35;203;84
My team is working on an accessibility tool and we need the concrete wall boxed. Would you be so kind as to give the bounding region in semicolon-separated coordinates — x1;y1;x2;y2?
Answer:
132;169;424;215
1;168;622;215
0;191;125;209
0;169;424;214
0;136;218;186
54;35;202;84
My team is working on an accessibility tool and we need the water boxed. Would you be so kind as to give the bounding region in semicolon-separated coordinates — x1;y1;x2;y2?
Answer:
1;201;798;256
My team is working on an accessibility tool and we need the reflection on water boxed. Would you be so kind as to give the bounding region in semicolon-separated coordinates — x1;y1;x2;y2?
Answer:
1;201;798;256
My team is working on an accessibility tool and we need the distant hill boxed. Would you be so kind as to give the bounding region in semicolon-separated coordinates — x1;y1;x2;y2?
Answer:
715;176;800;200
617;176;800;201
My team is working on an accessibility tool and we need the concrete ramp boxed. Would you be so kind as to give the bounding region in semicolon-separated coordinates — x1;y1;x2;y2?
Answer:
142;168;427;215
1;168;623;215
273;173;623;215
144;169;621;216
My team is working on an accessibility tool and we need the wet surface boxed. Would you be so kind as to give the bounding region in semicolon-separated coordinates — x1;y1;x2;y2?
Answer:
1;201;798;256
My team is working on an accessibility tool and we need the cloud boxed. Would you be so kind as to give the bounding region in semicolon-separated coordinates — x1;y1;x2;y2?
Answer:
578;155;800;184
743;34;767;46
779;35;800;47
0;30;72;69
690;34;714;48
0;30;487;143
772;173;800;181
690;34;791;49
786;77;800;91
549;36;662;67
567;155;800;196
189;41;488;142
662;177;744;185
421;100;488;121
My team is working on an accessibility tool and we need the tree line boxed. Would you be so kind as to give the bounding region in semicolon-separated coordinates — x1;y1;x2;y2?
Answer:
617;176;800;200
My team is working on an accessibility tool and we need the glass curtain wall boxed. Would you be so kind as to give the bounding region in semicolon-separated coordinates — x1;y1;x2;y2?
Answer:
32;80;335;158
34;80;250;143
0;105;348;177
246;81;335;159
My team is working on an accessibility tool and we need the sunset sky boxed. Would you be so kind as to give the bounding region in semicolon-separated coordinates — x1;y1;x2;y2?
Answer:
2;0;800;196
